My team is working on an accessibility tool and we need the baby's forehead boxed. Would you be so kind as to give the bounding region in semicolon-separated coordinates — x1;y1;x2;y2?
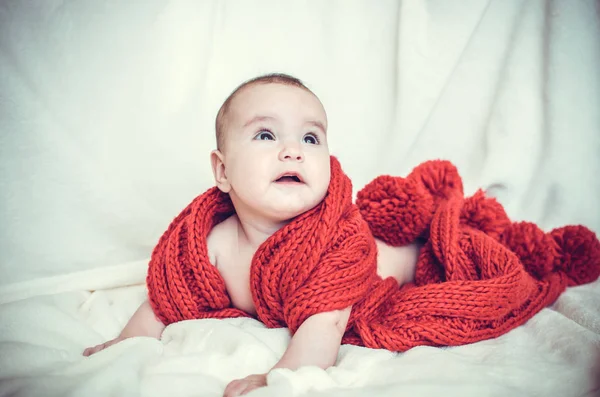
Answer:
232;82;313;105
227;83;326;122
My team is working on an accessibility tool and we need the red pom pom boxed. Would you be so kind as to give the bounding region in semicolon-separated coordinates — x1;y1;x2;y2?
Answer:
357;160;465;247
500;222;558;280
413;160;464;202
357;176;433;246
551;225;600;286
460;190;511;240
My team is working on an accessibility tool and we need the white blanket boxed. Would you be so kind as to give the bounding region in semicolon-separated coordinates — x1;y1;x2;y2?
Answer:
1;277;599;397
1;1;599;396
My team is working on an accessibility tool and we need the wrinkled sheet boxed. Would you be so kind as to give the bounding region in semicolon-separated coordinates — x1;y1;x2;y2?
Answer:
1;0;599;396
1;277;599;397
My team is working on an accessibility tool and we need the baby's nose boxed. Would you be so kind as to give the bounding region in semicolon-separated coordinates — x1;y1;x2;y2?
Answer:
279;143;304;162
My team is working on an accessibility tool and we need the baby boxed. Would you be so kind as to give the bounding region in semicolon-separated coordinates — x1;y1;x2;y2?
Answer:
83;73;421;397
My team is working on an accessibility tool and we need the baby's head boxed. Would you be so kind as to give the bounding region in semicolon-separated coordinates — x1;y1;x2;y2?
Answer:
211;73;331;223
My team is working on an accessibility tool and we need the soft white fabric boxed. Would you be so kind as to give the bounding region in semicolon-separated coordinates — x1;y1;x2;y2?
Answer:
1;0;599;396
1;281;599;397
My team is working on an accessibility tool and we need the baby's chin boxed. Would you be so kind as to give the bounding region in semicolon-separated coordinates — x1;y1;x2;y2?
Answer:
266;197;324;221
269;205;313;221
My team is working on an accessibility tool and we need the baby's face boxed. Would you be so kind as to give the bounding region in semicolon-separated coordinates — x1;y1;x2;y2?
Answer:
217;83;331;222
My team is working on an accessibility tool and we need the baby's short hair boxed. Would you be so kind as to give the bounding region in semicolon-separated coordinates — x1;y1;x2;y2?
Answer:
215;73;314;151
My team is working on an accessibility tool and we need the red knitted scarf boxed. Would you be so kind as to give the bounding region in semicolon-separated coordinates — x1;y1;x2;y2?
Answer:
147;157;600;351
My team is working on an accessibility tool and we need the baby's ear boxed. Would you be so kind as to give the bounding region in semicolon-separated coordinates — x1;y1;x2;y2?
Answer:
210;150;231;193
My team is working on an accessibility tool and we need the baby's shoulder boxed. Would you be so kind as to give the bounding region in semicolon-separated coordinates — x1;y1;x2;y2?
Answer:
206;214;238;266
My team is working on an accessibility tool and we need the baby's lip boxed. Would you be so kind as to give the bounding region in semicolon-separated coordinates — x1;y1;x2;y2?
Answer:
274;171;305;183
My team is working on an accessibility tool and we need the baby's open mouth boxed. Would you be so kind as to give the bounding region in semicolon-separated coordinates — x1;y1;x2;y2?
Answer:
275;173;304;183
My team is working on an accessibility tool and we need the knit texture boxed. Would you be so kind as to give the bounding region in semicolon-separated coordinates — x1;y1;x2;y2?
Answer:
147;157;600;351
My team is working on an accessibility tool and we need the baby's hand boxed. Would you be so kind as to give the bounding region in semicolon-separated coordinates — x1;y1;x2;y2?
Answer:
223;373;267;397
83;335;126;356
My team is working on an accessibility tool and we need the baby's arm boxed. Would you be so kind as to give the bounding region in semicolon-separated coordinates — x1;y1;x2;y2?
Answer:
272;307;351;370
83;299;165;356
224;307;351;397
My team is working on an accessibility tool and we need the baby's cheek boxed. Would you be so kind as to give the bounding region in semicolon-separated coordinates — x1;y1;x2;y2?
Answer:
318;173;331;196
237;182;264;203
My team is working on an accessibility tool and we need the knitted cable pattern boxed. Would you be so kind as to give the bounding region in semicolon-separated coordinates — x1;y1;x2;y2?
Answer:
147;157;600;351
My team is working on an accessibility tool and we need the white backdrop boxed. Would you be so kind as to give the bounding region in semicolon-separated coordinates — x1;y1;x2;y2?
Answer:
2;0;598;289
1;1;599;396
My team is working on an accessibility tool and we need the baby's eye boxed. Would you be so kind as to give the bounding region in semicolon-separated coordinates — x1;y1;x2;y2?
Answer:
303;133;319;145
255;130;275;141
